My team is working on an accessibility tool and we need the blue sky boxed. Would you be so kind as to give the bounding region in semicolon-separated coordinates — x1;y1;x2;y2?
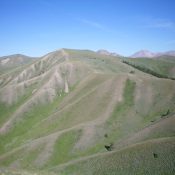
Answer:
0;0;175;56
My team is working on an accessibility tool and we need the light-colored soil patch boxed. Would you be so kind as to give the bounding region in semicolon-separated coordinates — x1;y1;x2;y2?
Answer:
0;58;10;65
74;125;96;150
134;78;153;115
9;159;21;169
60;49;69;62
33;134;59;167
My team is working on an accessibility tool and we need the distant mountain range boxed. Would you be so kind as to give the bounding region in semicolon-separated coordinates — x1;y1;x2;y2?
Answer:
131;50;175;58
1;50;175;63
97;49;175;58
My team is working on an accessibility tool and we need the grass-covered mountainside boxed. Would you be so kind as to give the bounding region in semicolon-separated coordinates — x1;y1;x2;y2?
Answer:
122;56;175;79
0;49;175;175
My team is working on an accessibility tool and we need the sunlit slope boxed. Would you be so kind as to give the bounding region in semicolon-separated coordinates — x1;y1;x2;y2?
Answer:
0;49;175;174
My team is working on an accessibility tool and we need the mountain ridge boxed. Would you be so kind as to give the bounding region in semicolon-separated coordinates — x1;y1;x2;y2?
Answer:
1;48;175;60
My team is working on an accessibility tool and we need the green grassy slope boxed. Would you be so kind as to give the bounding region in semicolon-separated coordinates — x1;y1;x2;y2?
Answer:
122;56;175;79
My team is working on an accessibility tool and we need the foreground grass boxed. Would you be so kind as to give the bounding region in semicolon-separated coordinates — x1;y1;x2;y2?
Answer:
56;137;175;175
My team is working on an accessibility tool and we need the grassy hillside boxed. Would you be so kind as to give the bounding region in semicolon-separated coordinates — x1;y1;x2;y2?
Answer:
0;49;175;174
122;56;175;79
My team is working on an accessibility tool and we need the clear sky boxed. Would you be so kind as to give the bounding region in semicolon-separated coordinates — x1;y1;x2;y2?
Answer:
0;0;175;57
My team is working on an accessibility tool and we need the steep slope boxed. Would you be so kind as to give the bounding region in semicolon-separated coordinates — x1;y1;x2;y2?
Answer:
0;49;175;175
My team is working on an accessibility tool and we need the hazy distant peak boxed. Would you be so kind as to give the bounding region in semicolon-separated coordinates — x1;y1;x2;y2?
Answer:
0;54;36;67
0;54;28;59
97;49;111;55
97;49;121;57
131;50;156;58
131;49;175;58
